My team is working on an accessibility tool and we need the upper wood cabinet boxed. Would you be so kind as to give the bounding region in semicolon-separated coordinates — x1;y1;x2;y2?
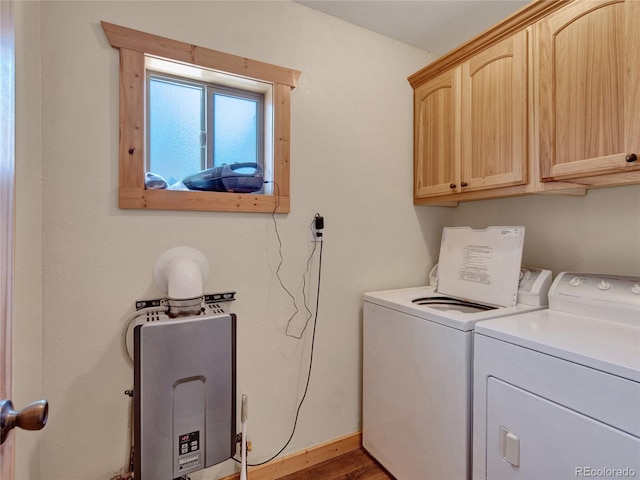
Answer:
461;30;529;192
414;31;528;200
414;68;460;198
537;0;640;182
409;0;639;206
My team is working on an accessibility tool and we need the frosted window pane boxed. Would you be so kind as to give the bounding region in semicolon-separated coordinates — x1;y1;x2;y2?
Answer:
213;94;257;166
149;78;203;185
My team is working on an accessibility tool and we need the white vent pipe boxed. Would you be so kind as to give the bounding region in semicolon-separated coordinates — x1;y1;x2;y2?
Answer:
165;256;204;299
153;247;209;317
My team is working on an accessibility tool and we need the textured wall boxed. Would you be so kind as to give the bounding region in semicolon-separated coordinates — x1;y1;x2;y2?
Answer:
17;2;448;479
452;185;640;276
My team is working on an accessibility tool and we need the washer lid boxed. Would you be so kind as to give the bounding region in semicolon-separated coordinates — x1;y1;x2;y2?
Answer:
437;226;525;307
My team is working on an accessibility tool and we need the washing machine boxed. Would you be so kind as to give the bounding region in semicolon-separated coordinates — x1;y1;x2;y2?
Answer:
363;226;551;480
472;272;640;480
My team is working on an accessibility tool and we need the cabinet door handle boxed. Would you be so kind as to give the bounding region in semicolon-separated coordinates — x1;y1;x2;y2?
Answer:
449;183;456;189
461;181;468;187
625;153;638;163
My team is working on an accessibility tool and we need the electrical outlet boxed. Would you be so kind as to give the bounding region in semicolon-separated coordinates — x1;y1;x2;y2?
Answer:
309;226;323;242
309;213;324;242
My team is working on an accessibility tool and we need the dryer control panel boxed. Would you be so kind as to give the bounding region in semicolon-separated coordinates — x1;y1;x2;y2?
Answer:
549;272;640;324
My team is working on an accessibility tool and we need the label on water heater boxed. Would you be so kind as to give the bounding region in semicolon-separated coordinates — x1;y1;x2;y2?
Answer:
178;453;201;471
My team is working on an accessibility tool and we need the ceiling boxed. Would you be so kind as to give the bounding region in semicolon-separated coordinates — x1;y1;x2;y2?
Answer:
296;0;530;55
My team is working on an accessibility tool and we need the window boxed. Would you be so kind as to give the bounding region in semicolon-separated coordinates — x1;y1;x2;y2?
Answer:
147;72;265;187
101;21;300;213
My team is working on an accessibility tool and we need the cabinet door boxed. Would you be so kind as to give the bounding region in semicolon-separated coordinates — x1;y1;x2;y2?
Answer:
414;68;461;198
461;30;528;192
538;0;640;182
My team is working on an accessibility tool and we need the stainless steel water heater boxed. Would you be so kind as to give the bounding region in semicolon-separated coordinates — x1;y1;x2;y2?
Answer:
133;313;236;479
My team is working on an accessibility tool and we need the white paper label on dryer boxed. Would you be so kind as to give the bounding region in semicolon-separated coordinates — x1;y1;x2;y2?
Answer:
437;226;525;307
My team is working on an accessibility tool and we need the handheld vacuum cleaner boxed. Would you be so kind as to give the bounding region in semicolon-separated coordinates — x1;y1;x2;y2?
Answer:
181;162;264;193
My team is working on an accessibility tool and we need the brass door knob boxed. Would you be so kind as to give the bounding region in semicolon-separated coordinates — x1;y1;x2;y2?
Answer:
0;399;48;444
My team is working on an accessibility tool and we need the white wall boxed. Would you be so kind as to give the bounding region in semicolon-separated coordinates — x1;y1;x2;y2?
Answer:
15;2;448;479
451;185;640;276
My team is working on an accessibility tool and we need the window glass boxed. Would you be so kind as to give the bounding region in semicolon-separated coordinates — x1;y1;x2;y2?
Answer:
149;77;204;185
212;94;258;167
148;74;265;187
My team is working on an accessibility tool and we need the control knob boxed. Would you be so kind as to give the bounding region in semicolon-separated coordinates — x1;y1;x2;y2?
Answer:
569;277;581;287
597;280;611;291
632;284;640;295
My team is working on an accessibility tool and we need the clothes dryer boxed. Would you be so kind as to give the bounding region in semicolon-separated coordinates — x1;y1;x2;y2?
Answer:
472;272;640;480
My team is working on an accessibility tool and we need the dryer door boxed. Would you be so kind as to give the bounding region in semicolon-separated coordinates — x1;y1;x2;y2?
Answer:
485;377;640;479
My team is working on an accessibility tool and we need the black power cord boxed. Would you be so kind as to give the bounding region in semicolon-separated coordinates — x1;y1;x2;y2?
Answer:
232;191;325;467
267;180;321;339
267;181;306;336
285;215;321;339
242;237;323;467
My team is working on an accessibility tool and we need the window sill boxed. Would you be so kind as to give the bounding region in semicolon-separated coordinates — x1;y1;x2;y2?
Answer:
119;187;289;213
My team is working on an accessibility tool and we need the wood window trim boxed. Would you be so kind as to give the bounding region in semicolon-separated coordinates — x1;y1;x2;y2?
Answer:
101;21;301;213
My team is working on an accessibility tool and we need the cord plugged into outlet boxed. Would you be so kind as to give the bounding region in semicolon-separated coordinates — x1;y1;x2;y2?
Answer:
310;213;324;242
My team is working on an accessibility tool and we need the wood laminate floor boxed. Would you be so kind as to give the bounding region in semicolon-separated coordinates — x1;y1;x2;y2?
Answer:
276;448;394;480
